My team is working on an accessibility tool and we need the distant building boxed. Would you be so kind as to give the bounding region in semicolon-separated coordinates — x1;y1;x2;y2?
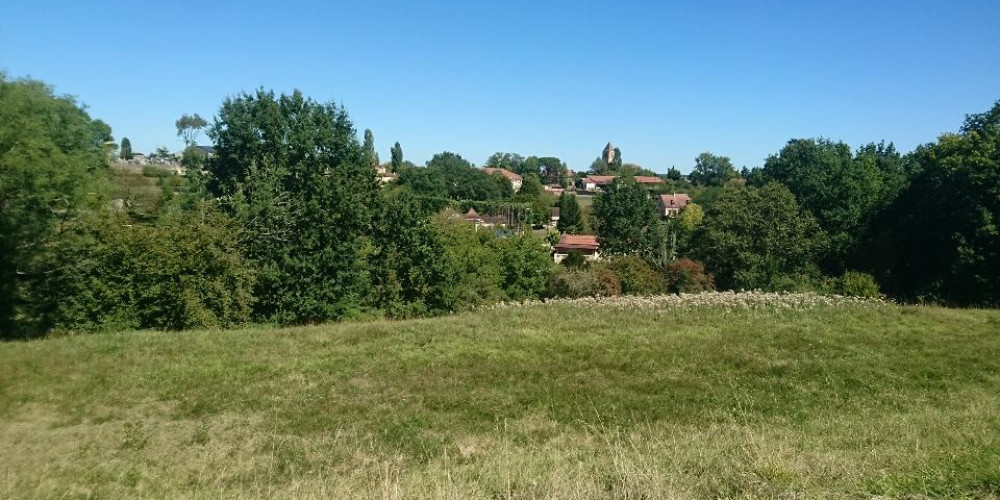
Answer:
482;167;523;192
656;193;692;217
579;175;616;192
553;234;601;263
602;142;616;165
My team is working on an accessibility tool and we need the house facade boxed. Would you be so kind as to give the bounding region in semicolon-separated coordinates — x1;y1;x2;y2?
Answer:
482;167;523;192
656;193;692;217
552;234;601;263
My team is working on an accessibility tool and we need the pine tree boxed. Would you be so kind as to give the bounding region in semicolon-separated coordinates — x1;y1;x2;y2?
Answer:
119;137;133;160
556;192;583;234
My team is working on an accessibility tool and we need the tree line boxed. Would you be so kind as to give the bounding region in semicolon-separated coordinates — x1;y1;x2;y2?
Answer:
1;73;997;337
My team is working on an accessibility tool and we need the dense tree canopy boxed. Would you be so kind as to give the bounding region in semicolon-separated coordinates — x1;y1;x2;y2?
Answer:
207;89;379;323
757;138;905;272
0;75;110;336
397;151;507;201
689;152;737;186
120;137;133;160
863;102;1000;305
691;184;827;291
592;178;660;257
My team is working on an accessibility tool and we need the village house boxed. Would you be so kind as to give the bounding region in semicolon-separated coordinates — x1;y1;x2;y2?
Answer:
552;234;601;263
656;193;692;217
579;175;616;193
375;164;397;184
579;174;664;193
550;207;560;228
482;167;523;192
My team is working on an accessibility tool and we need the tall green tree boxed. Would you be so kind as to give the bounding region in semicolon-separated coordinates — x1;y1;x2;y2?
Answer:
689;152;737;186
592;178;660;256
863;102;1000;305
363;128;379;168
120;137;133;160
556;192;583;234
207;88;380;323
0;75;109;336
390;141;403;172
691;184;827;291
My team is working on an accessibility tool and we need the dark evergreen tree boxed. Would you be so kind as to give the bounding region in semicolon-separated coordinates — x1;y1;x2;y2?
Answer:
556;192;583;234
120;137;133;160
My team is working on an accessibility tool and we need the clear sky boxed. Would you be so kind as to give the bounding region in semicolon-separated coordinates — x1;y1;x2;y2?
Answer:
2;0;998;173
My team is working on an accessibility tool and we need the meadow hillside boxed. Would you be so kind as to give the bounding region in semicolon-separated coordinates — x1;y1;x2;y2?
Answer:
1;294;999;499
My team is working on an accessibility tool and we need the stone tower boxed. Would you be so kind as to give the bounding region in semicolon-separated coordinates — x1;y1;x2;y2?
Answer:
602;142;616;165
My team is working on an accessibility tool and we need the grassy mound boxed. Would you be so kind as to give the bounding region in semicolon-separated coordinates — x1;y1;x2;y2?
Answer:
1;296;998;499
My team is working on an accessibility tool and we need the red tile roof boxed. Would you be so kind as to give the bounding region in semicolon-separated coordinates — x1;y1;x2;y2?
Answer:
482;167;523;181
583;175;617;185
634;176;664;184
657;193;692;208
554;234;600;252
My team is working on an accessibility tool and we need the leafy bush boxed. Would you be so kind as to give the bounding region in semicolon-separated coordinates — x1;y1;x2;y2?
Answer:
663;259;715;294
31;204;254;332
547;267;621;298
835;271;881;298
605;256;665;295
491;234;554;301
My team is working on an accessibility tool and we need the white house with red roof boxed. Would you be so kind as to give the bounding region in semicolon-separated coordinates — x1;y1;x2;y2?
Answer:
656;193;692;217
482;167;523;192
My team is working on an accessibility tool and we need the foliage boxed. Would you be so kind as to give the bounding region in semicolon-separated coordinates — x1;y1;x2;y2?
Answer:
691;184;827;291
433;215;506;307
175;113;207;146
663;258;715;293
397;151;505;201
592;178;660;256
485;152;525;173
390;141;403;172
362;128;379;168
30;204;254;333
689;152;737;186
547;266;621;298
490;234;554;301
757;138;904;272
556;192;583;233
862;101;1000;305
119;137;133;160
604;255;665;295
207;88;380;323
833;271;881;299
0;75;109;337
367;192;456;318
666;166;682;180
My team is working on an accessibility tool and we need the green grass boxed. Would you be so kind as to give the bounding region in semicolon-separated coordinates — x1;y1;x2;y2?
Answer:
2;301;999;499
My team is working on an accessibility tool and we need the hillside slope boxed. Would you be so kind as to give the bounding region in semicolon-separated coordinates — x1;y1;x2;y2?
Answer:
1;295;999;499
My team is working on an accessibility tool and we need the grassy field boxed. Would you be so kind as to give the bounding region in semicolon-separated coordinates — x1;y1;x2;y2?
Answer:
2;296;999;499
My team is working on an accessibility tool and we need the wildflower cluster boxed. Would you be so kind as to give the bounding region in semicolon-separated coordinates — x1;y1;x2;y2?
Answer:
484;291;887;311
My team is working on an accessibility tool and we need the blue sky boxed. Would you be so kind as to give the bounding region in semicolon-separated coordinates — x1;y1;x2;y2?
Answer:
3;0;998;173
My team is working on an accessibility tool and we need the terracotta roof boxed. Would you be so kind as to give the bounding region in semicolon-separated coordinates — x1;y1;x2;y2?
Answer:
554;234;600;252
583;175;617;185
482;167;523;181
634;176;664;184
657;193;692;208
464;208;480;220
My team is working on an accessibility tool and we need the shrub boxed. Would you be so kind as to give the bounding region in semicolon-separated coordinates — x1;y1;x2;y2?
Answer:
561;250;588;269
31;204;255;332
547;267;621;298
605;255;665;295
664;259;715;294
836;271;881;298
